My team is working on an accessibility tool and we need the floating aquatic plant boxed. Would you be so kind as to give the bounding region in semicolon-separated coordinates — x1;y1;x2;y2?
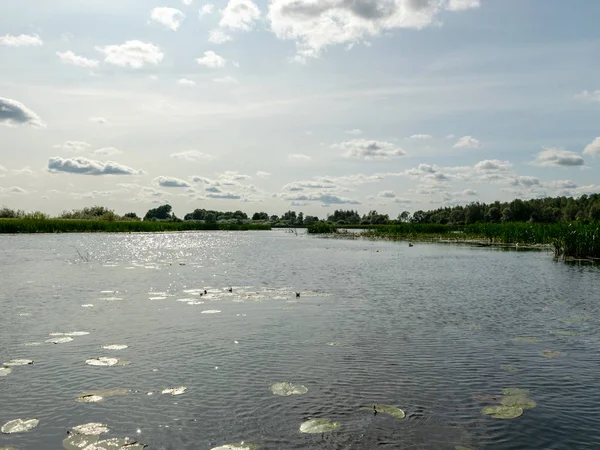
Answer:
76;395;104;403
500;365;519;372
76;389;129;403
501;395;537;410
551;331;580;336
63;433;100;450
560;315;592;323
86;357;119;367
327;342;343;346
299;418;340;433
72;423;110;436
201;310;221;314
3;359;34;367
0;367;12;377
22;342;42;346
481;406;523;419
541;350;564;359
46;337;73;344
1;419;39;434
64;436;145;450
102;345;128;350
512;337;540;343
210;443;259;450
362;404;405;419
162;387;186;396
270;382;308;396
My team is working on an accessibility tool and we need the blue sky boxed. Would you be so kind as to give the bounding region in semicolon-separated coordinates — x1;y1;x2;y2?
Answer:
1;0;599;217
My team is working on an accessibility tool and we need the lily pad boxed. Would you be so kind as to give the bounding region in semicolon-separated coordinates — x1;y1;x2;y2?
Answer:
210;443;260;450
270;382;308;396
481;405;523;419
0;367;13;377
1;418;40;434
64;331;90;336
72;423;110;435
63;433;99;450
22;342;42;346
500;365;519;372
561;315;592;323
76;394;104;403
81;304;94;308
86;357;119;367
3;359;34;367
552;331;580;336
102;345;128;350
501;395;537;409
46;336;74;344
162;386;187;396
512;337;540;343
327;341;343;346
85;437;142;449
362;404;405;419
541;350;564;359
502;388;530;396
299;418;341;433
76;389;129;403
201;309;221;314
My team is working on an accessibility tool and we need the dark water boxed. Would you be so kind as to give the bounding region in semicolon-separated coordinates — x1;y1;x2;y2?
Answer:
1;230;599;450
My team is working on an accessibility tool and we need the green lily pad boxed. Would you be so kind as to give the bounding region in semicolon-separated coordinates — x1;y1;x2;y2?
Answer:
1;418;40;434
501;395;537;409
46;336;73;344
76;388;130;403
3;359;34;367
210;443;260;450
76;394;104;403
72;423;110;435
361;404;405;419
270;382;308;396
299;418;340;433
512;337;540;343
86;357;119;366
22;342;42;346
63;434;99;450
102;345;128;350
327;341;343;346
502;388;530;396
541;350;564;359
551;331;580;336
500;365;519;372
561;315;592;323
162;386;187;396
86;437;142;449
0;367;12;377
481;405;523;419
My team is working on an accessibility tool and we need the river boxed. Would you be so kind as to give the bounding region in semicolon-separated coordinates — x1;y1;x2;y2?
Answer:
1;230;599;449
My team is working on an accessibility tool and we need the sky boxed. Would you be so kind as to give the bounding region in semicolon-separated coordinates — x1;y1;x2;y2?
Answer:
1;0;600;218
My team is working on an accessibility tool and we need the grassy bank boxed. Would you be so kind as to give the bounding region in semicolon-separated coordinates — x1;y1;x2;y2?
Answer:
308;221;600;259
0;218;271;234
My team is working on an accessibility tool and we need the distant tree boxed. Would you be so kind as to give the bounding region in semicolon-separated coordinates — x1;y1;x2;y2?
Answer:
485;207;501;223
449;209;465;225
304;215;319;225
123;212;140;221
144;204;173;221
398;211;411;223
297;212;304;225
252;212;269;221
270;215;279;222
411;210;428;224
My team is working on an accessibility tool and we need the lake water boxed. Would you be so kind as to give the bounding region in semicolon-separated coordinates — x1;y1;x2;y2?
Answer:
1;230;599;450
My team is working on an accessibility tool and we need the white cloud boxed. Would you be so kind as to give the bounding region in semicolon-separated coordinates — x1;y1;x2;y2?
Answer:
473;159;512;171
199;4;214;17
256;171;271;178
213;75;238;84
462;188;478;196
0;34;43;47
574;90;600;103
511;176;540;187
196;51;227;68
583;137;600;155
56;50;99;69
53;141;91;152
0;164;6;174
0;186;28;196
283;180;336;191
178;78;196;86
207;191;242;199
334;139;405;160
345;128;363;135
11;166;35;176
96;41;164;68
288;153;312;162
183;0;194;4
533;148;585;167
220;0;261;31
150;7;186;31
171;150;215;162
0;97;45;128
281;191;360;205
378;190;396;198
154;176;191;188
268;0;480;61
454;135;482;149
447;0;480;11
409;134;432;140
93;147;122;156
48;157;144;175
220;170;252;181
405;164;450;183
208;30;233;44
89;116;107;124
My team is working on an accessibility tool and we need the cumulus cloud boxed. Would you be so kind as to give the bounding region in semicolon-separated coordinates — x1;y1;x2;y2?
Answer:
454;135;482;149
213;75;239;83
283;180;336;191
473;159;512;171
196;50;227;68
345;128;363;135
574;90;600;103
220;0;261;30
378;190;396;198
335;139;405;160
209;29;233;43
409;134;432;140
89;116;107;124
178;78;196;86
53;141;91;152
171;150;215;162
48;157;144;175
221;170;251;181
511;176;540;187
199;4;214;17
57;50;99;68
405;164;450;183
0;34;43;47
96;41;164;68
533;148;585;167
0;186;28;196
0;97;46;128
93;147;122;156
462;188;477;196
207;192;241;199
583;137;600;156
282;191;360;205
288;153;312;162
154;176;191;187
150;7;186;30
268;0;481;61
